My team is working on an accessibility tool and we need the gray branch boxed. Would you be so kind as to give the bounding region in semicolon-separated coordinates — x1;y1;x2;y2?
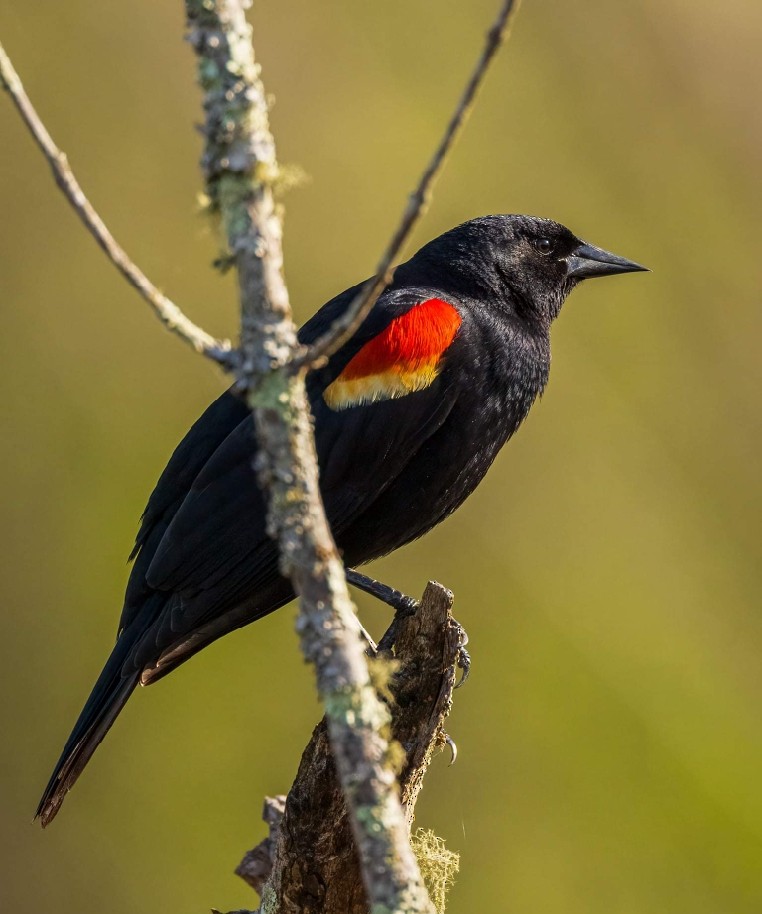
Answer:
184;2;436;910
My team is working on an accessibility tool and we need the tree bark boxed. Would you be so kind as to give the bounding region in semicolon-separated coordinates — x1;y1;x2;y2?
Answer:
237;583;463;914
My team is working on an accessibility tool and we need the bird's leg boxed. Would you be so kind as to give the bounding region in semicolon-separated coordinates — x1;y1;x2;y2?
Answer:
346;568;471;686
345;568;419;616
345;568;419;653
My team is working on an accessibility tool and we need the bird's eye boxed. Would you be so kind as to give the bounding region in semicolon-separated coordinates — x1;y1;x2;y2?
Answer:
534;238;555;255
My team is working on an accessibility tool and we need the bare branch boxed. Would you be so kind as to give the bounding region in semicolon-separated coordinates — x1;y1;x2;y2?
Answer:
294;0;521;371
0;40;231;363
184;2;436;911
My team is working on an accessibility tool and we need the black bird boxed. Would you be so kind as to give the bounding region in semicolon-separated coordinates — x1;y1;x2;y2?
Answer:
36;214;646;825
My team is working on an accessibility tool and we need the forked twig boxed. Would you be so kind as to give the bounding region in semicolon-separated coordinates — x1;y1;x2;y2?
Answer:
293;0;521;371
0;41;231;363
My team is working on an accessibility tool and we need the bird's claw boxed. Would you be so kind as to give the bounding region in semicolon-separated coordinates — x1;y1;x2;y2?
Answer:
397;595;420;617
455;646;471;688
376;599;420;654
444;733;458;765
454;622;470;688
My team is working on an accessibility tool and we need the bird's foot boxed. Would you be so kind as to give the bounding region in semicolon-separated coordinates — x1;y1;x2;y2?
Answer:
376;600;419;654
346;567;420;654
454;621;470;688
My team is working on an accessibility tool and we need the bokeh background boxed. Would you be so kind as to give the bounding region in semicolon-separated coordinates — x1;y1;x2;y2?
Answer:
1;1;760;911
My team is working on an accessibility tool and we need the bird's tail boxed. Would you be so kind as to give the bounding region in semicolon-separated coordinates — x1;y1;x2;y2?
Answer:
35;613;151;827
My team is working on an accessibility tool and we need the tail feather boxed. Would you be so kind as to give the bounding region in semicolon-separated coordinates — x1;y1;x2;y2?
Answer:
35;609;156;827
36;673;139;827
35;582;292;825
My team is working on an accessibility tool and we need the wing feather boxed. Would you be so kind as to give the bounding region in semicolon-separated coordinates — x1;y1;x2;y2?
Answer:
121;284;462;652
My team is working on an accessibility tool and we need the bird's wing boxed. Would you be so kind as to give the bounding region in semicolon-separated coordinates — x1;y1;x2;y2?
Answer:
119;390;250;634
128;392;251;562
144;413;274;599
139;287;463;607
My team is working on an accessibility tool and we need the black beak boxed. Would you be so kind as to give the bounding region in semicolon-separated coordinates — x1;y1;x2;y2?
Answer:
566;242;648;280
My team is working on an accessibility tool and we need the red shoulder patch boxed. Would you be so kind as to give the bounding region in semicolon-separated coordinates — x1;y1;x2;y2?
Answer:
324;298;461;410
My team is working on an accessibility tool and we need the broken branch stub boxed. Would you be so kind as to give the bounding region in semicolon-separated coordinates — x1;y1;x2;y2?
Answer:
237;582;464;913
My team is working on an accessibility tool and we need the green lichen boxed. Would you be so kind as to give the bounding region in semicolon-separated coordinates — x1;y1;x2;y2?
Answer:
323;684;391;733
198;56;220;88
355;800;396;837
272;163;309;197
367;652;400;703
246;368;290;411
254;159;280;188
410;830;459;914
385;737;407;777
217;174;253;242
259;883;278;914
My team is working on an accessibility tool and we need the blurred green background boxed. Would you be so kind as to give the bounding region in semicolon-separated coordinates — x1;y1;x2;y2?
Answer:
1;1;760;911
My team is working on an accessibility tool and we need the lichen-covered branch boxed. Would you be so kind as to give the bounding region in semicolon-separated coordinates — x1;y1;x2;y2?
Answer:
236;583;464;914
184;2;435;911
294;0;521;371
0;41;230;363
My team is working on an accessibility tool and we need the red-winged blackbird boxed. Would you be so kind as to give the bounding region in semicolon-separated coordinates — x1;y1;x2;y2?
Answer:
36;214;645;825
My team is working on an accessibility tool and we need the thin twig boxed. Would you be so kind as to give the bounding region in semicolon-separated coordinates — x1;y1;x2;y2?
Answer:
293;0;521;370
0;40;231;363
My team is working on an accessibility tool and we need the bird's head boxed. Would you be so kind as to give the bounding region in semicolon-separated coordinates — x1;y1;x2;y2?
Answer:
401;214;647;325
